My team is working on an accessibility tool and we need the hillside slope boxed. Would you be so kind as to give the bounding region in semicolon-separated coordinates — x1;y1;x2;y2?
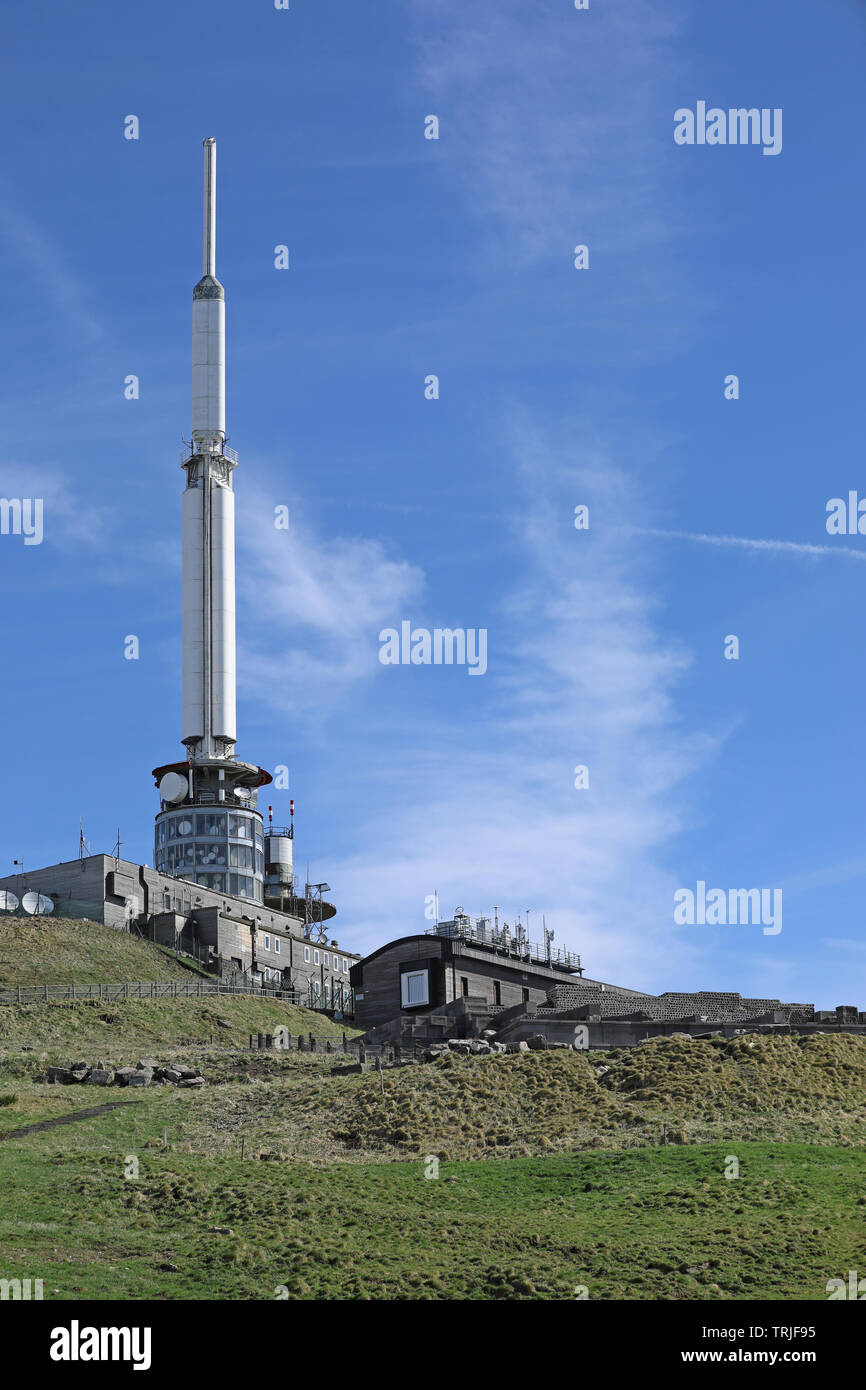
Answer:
0;916;200;985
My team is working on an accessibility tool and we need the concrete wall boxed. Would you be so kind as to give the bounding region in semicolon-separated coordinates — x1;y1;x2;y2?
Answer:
0;855;359;1000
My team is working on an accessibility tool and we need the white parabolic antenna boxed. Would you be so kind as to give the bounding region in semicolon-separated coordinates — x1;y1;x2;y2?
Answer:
0;891;19;912
22;892;54;915
159;772;189;804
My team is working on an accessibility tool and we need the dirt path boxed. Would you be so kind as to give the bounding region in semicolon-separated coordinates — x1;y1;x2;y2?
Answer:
0;1101;141;1139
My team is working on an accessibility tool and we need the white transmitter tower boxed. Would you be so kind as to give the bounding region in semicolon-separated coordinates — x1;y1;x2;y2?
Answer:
151;139;296;913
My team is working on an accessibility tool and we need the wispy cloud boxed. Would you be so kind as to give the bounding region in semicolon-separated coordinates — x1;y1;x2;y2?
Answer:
236;488;424;715
0;187;102;345
636;527;866;563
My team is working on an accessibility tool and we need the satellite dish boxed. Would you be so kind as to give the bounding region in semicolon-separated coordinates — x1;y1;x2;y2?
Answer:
234;786;250;802
159;772;189;804
176;818;193;836
0;891;19;912
22;892;54;915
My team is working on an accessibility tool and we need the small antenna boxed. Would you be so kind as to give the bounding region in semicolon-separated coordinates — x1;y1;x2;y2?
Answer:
203;137;216;277
113;828;124;866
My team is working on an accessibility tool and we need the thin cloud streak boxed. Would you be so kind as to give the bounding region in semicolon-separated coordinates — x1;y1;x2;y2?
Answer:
635;527;866;562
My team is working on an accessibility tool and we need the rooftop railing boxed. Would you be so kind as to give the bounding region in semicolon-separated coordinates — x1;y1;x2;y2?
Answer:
425;923;582;973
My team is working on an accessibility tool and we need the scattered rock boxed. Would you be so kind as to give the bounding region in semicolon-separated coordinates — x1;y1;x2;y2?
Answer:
137;1059;158;1071
89;1070;114;1086
526;1035;548;1051
207;1227;234;1236
216;1018;233;1029
178;1076;204;1088
505;1041;530;1053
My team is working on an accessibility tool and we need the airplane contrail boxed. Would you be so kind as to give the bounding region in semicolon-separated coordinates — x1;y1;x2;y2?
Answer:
634;527;866;562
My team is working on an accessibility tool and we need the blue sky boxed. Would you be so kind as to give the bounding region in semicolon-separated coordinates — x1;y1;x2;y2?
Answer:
1;0;865;1006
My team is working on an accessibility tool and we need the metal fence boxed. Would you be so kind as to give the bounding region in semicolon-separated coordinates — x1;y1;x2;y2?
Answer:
0;980;321;1007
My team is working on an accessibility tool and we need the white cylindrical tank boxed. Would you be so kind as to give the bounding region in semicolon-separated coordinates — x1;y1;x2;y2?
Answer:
181;483;204;742
265;831;293;882
191;295;225;440
210;481;236;742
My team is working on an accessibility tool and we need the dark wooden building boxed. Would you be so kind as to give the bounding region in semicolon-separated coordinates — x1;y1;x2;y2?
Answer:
349;929;645;1033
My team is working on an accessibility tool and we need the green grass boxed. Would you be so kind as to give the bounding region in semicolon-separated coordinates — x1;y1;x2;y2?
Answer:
0;917;200;986
0;1142;862;1299
1;990;864;1300
0;994;355;1056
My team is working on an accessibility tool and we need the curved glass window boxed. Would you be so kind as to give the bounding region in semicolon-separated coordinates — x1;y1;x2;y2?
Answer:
196;842;227;867
196;812;227;838
228;813;252;840
156;808;264;904
196;871;226;891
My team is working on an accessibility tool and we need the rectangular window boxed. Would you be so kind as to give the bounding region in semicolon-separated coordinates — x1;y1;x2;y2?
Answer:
460;976;469;997
342;958;348;973
264;968;271;982
263;935;270;951
522;987;530;1003
304;946;310;963
493;981;502;1006
314;950;320;965
196;812;226;838
324;953;329;968
274;937;280;954
402;970;430;1008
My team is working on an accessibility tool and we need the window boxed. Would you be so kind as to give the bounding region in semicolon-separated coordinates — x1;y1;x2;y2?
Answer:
264;968;271;982
314;950;319;965
196;812;226;838
324;953;329;968
197;843;226;867
304;946;310;963
263;935;270;951
228;813;252;840
342;958;348;974
522;987;530;1003
274;937;280;954
401;970;430;1008
493;981;502;1006
460;976;469;997
196;871;225;891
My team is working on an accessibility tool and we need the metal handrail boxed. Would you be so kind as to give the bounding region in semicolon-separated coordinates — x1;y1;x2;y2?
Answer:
425;924;582;972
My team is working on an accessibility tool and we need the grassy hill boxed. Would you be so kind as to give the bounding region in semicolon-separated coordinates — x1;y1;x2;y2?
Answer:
0;1141;861;1300
0;916;202;986
1;984;864;1299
